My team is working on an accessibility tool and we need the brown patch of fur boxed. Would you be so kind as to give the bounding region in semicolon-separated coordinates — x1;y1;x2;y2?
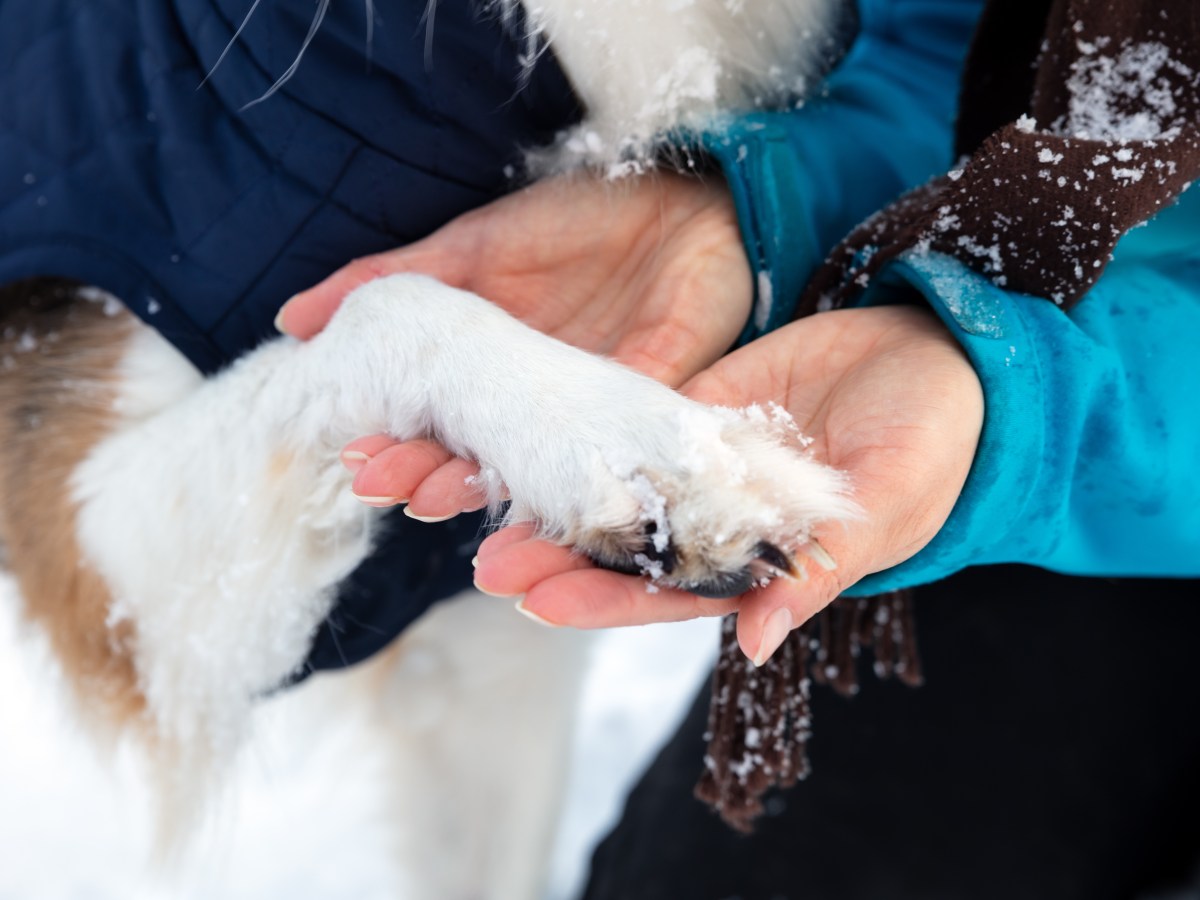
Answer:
0;278;146;731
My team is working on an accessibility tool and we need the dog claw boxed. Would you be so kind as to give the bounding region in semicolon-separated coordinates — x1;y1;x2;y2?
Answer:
803;538;837;572
754;541;797;578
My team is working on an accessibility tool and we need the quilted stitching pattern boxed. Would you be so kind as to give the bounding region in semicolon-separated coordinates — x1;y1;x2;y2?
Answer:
0;0;582;668
1;0;580;372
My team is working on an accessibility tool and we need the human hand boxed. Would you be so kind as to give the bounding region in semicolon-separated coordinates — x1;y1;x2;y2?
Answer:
278;171;751;387
470;304;984;665
280;170;753;516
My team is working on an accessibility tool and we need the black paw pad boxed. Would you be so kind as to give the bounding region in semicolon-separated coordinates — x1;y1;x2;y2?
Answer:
589;521;677;578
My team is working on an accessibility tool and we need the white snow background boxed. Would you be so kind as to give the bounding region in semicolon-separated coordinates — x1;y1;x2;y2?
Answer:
0;570;718;900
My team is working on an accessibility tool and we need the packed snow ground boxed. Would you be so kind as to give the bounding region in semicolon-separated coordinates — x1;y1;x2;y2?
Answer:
0;570;718;900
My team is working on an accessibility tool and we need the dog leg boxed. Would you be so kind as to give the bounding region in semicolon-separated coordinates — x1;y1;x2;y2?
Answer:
67;272;854;780
68;314;380;805
303;273;859;596
64;270;853;748
6;272;852;883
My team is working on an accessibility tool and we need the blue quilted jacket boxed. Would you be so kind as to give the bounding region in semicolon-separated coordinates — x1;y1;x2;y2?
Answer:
0;0;581;672
0;0;580;371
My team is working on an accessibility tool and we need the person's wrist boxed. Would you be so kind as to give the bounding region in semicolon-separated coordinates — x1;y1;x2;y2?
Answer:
847;257;1042;595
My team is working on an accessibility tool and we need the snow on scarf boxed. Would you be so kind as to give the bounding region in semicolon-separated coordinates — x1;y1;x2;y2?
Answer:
697;0;1200;831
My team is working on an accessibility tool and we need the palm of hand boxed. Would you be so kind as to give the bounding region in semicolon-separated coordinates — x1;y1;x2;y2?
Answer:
281;174;982;665
281;172;751;388
692;304;982;580
473;304;983;662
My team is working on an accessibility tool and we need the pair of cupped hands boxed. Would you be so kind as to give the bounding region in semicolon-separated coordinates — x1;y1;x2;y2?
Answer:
277;173;983;666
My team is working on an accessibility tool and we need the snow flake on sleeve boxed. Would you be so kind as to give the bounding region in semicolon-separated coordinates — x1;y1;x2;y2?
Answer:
1056;39;1195;142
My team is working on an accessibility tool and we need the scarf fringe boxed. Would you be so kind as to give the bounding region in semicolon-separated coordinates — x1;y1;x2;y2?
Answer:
695;590;921;832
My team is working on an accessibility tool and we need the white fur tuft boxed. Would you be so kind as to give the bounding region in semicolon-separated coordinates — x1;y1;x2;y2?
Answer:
495;0;845;176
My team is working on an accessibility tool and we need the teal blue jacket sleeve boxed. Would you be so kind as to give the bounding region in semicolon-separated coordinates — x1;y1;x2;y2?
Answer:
697;0;1200;591
698;0;988;340
846;222;1200;594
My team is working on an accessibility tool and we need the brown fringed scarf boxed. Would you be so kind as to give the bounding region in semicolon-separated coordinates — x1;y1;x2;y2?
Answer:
698;0;1200;830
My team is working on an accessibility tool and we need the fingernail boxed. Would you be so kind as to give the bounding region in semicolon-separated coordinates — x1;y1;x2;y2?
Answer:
353;493;406;508
341;450;370;472
403;508;458;523
753;607;794;667
470;555;479;569
273;298;296;335
473;576;518;599
514;598;558;628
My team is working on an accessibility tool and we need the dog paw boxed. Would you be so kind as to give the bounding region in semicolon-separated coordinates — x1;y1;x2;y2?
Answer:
324;275;857;597
520;400;858;599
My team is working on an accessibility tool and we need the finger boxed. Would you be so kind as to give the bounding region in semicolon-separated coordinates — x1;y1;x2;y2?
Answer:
732;516;891;666
476;523;537;562
520;568;739;628
277;242;464;340
340;434;402;472
729;435;976;667
276;257;390;339
407;457;486;521
733;570;841;667
350;439;454;506
473;535;739;625
472;537;593;597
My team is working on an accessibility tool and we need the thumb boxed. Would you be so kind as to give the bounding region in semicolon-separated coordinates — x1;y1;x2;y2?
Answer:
275;243;463;340
732;520;876;667
733;439;971;666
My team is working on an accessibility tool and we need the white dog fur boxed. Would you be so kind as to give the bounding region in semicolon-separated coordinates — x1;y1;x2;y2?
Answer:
498;0;843;174
72;274;853;810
